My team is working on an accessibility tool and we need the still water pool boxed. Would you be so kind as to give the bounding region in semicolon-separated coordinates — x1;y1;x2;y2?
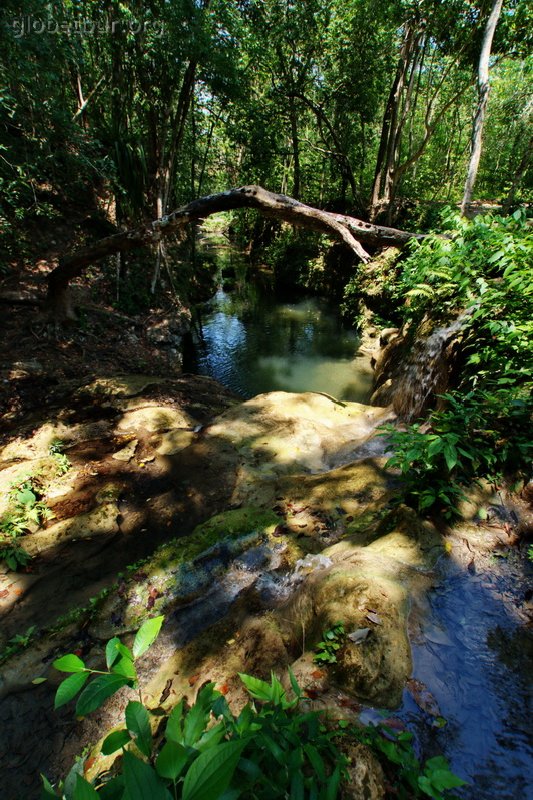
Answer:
189;279;373;402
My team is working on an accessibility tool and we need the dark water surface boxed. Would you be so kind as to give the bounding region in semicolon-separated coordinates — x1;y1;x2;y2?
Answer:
187;242;373;402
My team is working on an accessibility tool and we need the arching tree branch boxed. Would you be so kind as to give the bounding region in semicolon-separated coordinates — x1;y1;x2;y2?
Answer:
47;185;425;318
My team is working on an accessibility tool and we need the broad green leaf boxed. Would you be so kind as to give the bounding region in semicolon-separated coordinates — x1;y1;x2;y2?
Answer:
55;671;90;709
63;756;84;800
17;487;36;506
101;729;131;755
95;775;124;800
165;700;184;743
76;673;129;716
73;774;99;799
326;763;342;800
290;770;304;800
238;673;273;703
105;637;122;669
122;750;172;800
132;615;164;659
40;775;57;798
53;654;86;673
125;701;152;757
182;739;246;800
155;740;189;781
112;655;137;681
195;720;226;752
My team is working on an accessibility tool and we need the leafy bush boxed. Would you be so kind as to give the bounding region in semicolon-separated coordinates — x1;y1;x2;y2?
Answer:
381;209;533;517
43;619;465;799
313;621;346;665
0;477;53;570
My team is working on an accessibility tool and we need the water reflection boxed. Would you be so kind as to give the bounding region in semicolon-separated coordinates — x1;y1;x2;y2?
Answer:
189;270;373;402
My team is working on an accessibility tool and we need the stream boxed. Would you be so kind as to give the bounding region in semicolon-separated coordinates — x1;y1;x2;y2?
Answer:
187;237;532;799
185;238;374;402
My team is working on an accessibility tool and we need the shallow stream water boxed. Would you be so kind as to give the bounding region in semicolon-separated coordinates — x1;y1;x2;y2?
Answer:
187;237;532;799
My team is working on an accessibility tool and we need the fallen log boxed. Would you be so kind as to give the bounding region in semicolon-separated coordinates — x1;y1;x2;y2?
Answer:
47;185;425;318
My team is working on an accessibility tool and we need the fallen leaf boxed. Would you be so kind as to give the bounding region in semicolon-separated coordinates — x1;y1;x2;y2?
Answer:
338;696;361;711
311;669;326;680
348;628;371;644
31;677;47;685
147;586;160;610
0;589;9;598
83;757;96;774
218;683;229;695
366;612;382;625
188;674;200;686
406;678;441;717
381;717;406;730
304;688;320;699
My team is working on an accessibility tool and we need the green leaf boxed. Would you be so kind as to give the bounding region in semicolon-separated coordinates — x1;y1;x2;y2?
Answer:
122;751;172;800
55;671;90;709
76;673;129;716
40;774;58;798
53;654;86;673
105;637;122;669
182;739;246;800
95;776;124;799
165;700;184;744
112;655;137;681
326;763;342;800
101;728;131;755
125;700;152;757
238;672;274;703
73;774;99;799
155;740;189;781
288;666;302;700
17;487;36;506
132;615;164;659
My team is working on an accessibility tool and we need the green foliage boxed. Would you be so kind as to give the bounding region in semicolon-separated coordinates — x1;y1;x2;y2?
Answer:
351;722;466;800
313;622;345;665
382;210;533;517
49;440;72;476
0;476;52;570
51;616;164;717
45;621;464;799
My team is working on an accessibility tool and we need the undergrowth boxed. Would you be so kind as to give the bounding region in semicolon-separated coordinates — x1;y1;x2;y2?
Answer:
41;617;466;800
380;208;532;518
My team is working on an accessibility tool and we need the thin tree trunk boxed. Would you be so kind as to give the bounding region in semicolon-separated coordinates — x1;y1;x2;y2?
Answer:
289;97;301;199
461;0;504;215
502;136;532;213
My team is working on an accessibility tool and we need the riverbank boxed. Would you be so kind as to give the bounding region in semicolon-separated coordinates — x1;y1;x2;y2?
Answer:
0;371;531;799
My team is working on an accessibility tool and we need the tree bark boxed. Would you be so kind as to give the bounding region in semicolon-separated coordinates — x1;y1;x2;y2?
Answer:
46;185;425;317
461;0;504;215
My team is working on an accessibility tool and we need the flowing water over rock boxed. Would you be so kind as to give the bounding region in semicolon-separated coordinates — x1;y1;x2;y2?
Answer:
372;312;470;419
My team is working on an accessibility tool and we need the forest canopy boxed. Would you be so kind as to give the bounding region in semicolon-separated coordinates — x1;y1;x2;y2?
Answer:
1;0;531;247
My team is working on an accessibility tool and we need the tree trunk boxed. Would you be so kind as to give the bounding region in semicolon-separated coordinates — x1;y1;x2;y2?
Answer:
461;0;504;215
46;185;426;318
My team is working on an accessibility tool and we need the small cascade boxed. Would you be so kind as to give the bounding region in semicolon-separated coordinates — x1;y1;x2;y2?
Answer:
372;311;470;420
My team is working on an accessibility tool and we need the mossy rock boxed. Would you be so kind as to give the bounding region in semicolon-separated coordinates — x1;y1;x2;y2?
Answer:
90;507;280;639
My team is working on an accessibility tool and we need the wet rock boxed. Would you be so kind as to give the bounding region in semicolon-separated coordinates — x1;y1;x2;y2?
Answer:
342;742;386;800
209;391;395;478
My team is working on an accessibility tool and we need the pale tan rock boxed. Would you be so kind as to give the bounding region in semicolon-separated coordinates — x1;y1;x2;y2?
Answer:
24;502;119;555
